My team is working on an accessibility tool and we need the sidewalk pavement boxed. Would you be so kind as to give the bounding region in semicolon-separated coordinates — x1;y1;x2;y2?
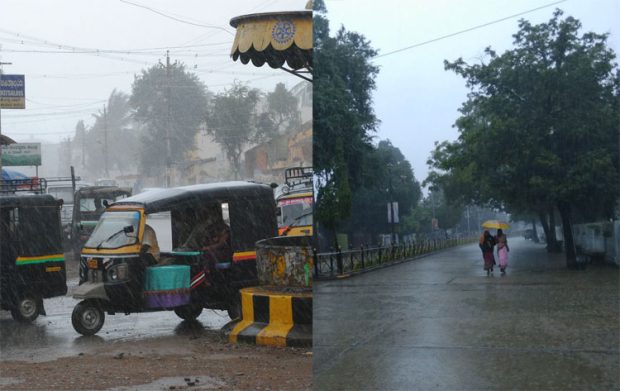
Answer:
313;237;620;390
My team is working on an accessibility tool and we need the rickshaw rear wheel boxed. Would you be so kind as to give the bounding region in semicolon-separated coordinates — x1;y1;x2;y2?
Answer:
10;294;40;323
174;303;203;320
72;300;105;336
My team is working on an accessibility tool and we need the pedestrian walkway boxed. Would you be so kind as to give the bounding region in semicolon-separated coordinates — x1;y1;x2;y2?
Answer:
313;237;620;390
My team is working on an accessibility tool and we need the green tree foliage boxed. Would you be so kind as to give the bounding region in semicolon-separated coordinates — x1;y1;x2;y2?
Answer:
403;187;463;237
345;141;422;242
427;10;619;267
83;90;138;177
130;61;208;178
313;0;380;240
206;82;262;179
262;82;301;134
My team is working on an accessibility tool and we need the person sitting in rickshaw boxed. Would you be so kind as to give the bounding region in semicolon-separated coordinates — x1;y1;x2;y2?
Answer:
182;205;232;263
141;224;161;265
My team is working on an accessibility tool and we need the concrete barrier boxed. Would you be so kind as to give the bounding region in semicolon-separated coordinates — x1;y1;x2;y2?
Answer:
225;235;313;347
224;286;312;347
256;236;313;287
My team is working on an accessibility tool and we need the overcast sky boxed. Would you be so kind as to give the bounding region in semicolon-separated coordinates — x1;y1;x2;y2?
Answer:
324;0;619;188
0;0;307;144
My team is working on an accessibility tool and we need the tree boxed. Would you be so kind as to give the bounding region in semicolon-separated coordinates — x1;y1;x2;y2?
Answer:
130;61;208;180
428;10;619;267
83;90;137;179
344;141;422;243
313;0;380;245
264;82;301;134
206;82;264;179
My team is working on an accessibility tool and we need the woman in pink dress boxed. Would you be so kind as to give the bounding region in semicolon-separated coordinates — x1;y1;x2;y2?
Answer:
496;229;509;274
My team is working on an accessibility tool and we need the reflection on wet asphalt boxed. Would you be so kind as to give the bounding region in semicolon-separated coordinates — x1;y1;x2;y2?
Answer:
314;238;620;390
0;278;230;362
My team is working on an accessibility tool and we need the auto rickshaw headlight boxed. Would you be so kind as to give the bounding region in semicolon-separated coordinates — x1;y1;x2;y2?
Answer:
108;264;128;281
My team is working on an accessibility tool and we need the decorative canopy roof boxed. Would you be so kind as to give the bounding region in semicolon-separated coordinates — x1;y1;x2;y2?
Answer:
0;134;16;145
230;10;312;81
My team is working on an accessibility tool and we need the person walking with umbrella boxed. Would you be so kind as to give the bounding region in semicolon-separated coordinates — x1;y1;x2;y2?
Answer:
480;220;510;276
479;230;496;276
496;228;509;274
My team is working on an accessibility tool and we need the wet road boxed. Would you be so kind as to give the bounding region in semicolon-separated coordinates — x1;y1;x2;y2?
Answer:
314;237;620;390
0;276;230;362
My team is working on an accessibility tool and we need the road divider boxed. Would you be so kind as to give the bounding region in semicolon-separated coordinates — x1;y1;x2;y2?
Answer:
224;286;312;347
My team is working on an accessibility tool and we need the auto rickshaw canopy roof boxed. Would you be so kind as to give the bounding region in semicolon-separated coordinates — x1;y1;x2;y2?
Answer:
229;10;312;80
0;194;60;208
76;186;132;198
112;181;274;214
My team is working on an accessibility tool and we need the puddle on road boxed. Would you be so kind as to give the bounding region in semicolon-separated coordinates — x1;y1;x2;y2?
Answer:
92;375;226;391
0;377;22;387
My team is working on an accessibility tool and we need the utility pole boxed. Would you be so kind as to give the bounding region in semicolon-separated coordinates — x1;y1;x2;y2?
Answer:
389;172;395;245
0;61;13;175
103;104;109;178
81;127;85;169
165;50;172;187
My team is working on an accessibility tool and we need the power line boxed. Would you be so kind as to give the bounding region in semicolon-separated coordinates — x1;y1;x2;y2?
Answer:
119;0;235;36
373;0;567;60
0;31;230;51
24;98;106;110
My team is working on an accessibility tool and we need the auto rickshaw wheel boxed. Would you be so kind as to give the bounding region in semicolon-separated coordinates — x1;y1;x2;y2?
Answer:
72;300;105;336
174;303;203;320
10;294;40;323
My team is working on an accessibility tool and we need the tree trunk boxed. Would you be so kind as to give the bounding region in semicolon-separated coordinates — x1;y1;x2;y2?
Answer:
531;219;540;243
538;211;551;250
547;206;561;252
557;201;577;268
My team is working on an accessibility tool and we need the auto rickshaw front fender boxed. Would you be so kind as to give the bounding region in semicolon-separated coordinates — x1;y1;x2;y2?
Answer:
73;282;109;301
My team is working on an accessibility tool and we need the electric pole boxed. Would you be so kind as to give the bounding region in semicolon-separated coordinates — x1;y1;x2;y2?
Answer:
165;50;172;187
103;104;109;178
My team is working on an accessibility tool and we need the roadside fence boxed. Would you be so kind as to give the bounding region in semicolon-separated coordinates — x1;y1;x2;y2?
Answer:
313;236;476;280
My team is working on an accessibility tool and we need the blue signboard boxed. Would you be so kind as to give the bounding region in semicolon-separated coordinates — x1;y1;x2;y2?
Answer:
0;74;25;109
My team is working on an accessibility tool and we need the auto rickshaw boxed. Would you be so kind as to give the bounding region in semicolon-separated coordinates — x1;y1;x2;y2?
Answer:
0;194;68;322
71;181;277;336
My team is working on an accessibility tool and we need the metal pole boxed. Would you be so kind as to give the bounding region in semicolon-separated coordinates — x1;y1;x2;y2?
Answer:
0;62;12;175
103;104;109;178
388;164;395;245
71;166;76;195
165;51;172;188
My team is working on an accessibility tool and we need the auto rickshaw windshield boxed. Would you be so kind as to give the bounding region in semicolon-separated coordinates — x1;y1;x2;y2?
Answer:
84;210;140;249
